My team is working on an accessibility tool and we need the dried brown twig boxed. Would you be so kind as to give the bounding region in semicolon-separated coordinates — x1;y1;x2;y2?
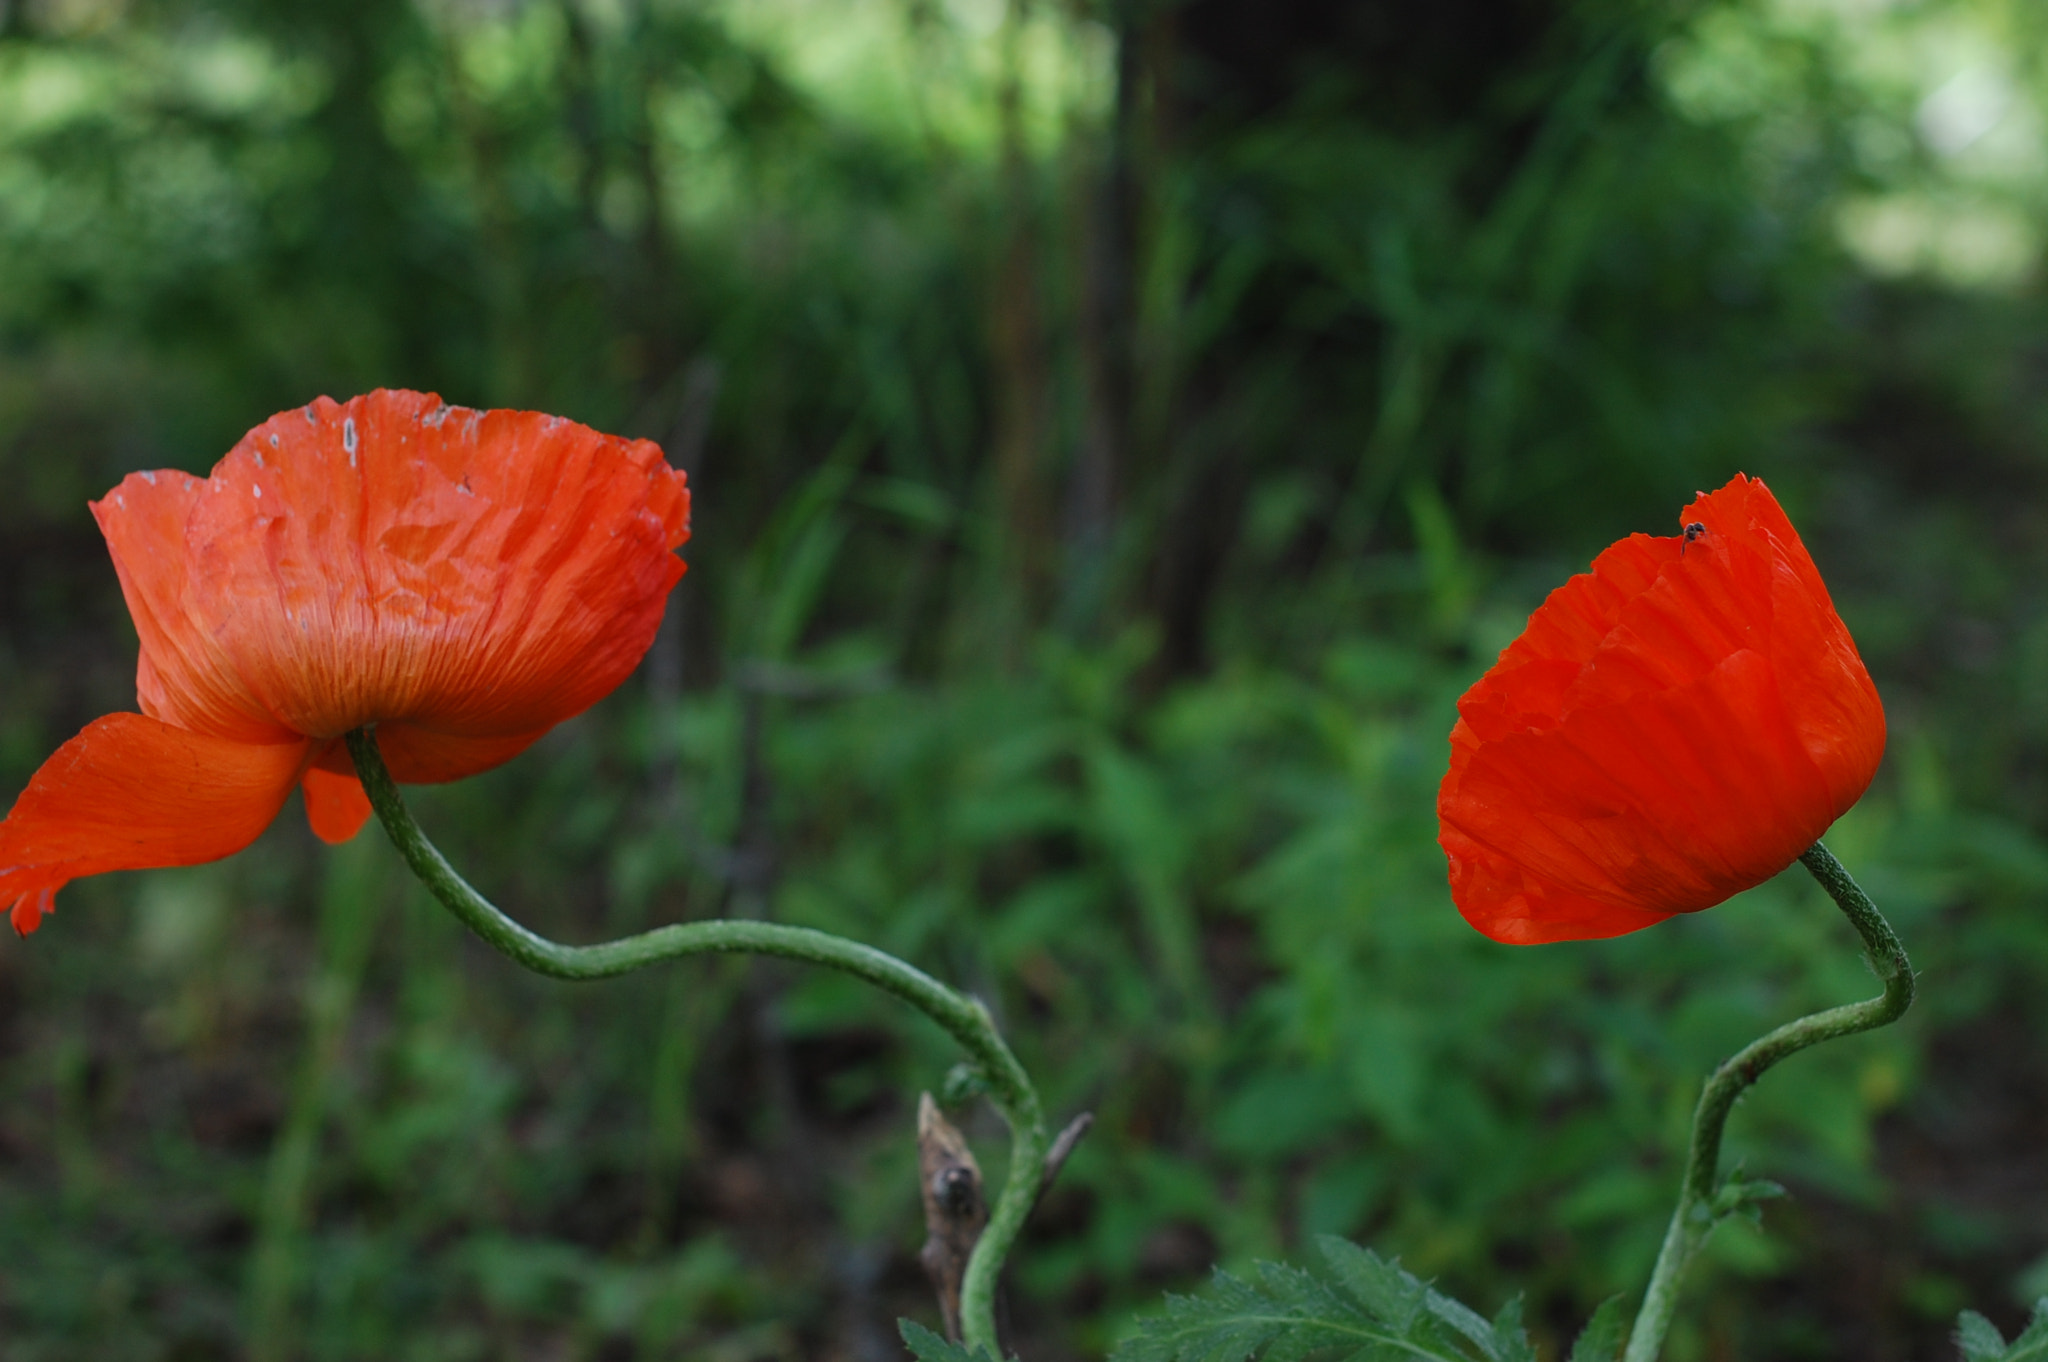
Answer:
915;1097;1096;1347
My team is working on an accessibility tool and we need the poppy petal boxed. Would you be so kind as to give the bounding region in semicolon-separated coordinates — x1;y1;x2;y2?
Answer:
375;723;553;784
1444;648;1835;940
1440;817;1672;943
92;472;298;744
0;716;310;932
1740;494;1885;814
1439;477;1887;945
302;766;374;844
307;723;551;786
169;391;688;758
1503;533;1681;674
9;887;55;935
1559;521;1776;712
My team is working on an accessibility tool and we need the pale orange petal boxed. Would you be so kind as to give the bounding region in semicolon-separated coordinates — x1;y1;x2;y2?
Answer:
92;472;297;744
169;391;687;759
302;766;374;844
0;716;310;933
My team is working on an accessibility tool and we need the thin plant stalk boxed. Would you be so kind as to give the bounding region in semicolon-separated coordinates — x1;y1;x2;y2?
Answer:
1623;841;1914;1362
347;727;1044;1357
246;837;384;1361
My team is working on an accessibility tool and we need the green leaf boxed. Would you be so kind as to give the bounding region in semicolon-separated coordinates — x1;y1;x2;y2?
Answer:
2007;1300;2048;1362
898;1320;1004;1362
1957;1310;2009;1361
1315;1235;1428;1330
1424;1287;1498;1355
1487;1296;1538;1362
1709;1176;1787;1227
1111;1237;1526;1362
1955;1300;2048;1361
1567;1296;1629;1362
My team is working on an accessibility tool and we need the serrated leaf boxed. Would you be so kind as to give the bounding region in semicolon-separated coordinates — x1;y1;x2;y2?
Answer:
897;1320;1004;1362
1423;1289;1496;1355
1488;1295;1537;1362
1956;1310;2009;1361
2007;1300;2048;1362
1567;1296;1629;1362
1111;1241;1518;1362
1315;1236;1427;1330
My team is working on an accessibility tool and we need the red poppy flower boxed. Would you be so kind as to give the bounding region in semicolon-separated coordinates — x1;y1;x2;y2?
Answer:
0;389;690;935
1437;474;1883;944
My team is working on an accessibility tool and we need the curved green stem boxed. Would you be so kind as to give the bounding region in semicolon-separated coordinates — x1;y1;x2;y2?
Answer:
1623;841;1914;1362
346;727;1044;1357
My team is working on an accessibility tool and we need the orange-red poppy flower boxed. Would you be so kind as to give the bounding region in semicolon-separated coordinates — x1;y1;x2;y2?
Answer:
1437;474;1883;944
0;389;689;935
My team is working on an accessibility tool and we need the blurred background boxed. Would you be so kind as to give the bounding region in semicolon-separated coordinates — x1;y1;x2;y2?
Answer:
2;0;2047;1357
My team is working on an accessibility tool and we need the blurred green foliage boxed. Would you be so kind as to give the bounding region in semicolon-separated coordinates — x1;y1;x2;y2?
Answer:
3;0;2048;1359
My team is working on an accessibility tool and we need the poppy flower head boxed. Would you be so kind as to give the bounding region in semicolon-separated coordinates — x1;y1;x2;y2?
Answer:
1437;473;1884;944
1;389;689;935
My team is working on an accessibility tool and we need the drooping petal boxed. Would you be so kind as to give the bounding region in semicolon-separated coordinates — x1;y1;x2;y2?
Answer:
9;887;54;936
301;766;374;845
169;391;688;756
0;715;311;933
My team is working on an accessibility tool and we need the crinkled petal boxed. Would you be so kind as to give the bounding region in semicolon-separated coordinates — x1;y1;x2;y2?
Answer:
0;715;311;933
1440;473;1886;943
105;391;688;771
1559;511;1776;713
93;472;297;744
1454;658;1583;745
183;390;689;746
1459;535;1691;737
1497;534;1681;674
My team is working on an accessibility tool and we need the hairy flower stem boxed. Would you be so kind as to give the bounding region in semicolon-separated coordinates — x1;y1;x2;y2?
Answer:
347;728;1044;1357
1623;841;1914;1362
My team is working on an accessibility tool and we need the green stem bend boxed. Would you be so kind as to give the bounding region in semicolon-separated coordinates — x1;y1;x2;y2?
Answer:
346;727;1045;1357
1623;841;1914;1362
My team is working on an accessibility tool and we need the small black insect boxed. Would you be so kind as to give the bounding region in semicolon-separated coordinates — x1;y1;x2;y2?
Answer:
1682;522;1707;555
